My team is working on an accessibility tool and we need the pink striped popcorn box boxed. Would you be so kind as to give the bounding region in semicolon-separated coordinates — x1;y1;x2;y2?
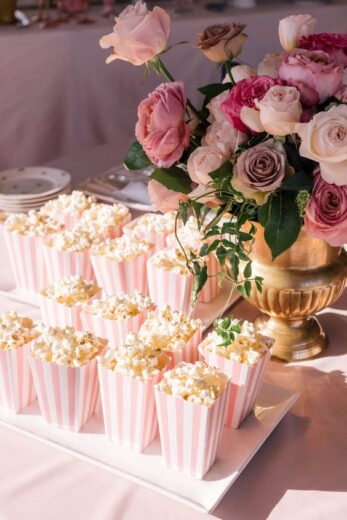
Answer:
80;309;149;349
198;346;271;429
90;251;151;296
154;382;230;479
98;359;169;452
105;213;132;240
0;341;36;413
42;242;96;284
30;357;100;432
45;210;82;231
123;217;171;251
3;229;47;292
147;262;194;314
167;325;202;369
199;252;221;304
39;292;99;331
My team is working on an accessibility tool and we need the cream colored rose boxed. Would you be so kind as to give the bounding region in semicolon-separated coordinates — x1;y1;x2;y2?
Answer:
257;53;282;78
207;91;229;123
100;1;171;66
202;120;247;156
187;145;226;185
223;64;256;84
299;104;347;186
278;14;317;52
255;85;302;136
196;23;247;63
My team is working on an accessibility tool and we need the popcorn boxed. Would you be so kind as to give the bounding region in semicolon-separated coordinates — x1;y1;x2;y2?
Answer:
46;229;94;252
41;276;99;307
99;333;168;381
82;292;154;321
200;320;274;364
43;190;96;215
31;325;105;367
0;312;42;351
138;305;200;353
156;361;228;407
75;203;130;237
148;248;191;275
91;235;154;261
171;216;203;248
129;212;176;233
4;210;62;237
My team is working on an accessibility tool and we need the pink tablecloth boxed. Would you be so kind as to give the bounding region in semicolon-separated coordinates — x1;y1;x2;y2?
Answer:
0;142;346;518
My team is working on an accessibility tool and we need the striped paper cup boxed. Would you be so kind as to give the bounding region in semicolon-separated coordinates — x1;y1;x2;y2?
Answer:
154;382;229;479
167;324;202;368
123;217;172;251
198;346;271;428
42;243;96;284
98;357;169;452
30;357;100;432
0;342;36;413
147;262;194;314
39;293;100;331
199;253;221;304
3;229;47;293
80;309;149;349
90;251;151;296
106;213;131;240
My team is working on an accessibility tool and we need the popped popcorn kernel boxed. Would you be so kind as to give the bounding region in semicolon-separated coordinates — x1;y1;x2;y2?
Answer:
148;248;191;275
41;276;99;307
156;361;228;407
4;210;62;237
46;228;95;252
91;235;154;261
128;212;176;234
138;305;200;353
43;190;96;215
0;312;42;351
99;333;169;381
31;325;105;367
168;216;203;248
75;203;130;238
82;292;154;321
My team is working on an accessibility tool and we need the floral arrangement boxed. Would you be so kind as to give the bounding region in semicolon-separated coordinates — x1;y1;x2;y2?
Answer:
100;4;347;298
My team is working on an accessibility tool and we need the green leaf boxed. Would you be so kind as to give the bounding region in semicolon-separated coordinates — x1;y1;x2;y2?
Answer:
195;265;208;294
124;141;152;170
244;280;252;298
258;198;271;227
199;243;209;257
264;192;302;260
255;277;263;293
209;161;233;183
231;254;239;279
198;82;232;105
283;139;315;176
150;166;191;194
279;170;313;193
179;202;188;225
244;261;252;279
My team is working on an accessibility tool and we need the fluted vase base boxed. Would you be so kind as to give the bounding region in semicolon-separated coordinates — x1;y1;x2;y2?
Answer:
255;315;327;362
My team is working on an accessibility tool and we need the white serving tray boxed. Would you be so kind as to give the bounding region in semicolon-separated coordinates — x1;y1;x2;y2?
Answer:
0;383;298;513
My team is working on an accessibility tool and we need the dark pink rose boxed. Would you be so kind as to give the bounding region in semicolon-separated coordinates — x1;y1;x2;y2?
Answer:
304;169;347;246
300;33;347;66
135;81;190;168
221;75;282;133
148;180;188;213
278;49;343;104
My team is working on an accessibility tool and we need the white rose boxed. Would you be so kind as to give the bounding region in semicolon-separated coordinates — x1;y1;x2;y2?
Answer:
278;14;317;52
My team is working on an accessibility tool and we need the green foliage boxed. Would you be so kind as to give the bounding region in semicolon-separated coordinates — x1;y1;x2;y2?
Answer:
150;166;191;194
124;141;152;170
198;82;232;106
214;316;242;347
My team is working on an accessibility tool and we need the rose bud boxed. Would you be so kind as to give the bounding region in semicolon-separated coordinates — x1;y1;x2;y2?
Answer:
195;23;247;63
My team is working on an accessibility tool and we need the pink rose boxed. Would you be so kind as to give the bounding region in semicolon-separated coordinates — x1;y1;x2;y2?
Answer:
148;180;188;213
286;79;319;107
255;85;302;136
300;33;347;67
100;1;171;66
227;64;256;83
187;145;226;185
221;75;282;133
188;184;222;208
278;49;343;104
202;120;247;156
304;170;347;246
335;84;347;103
232;139;286;203
135;81;190;168
257;53;283;78
278;14;317;52
299;104;347;186
207;91;229;123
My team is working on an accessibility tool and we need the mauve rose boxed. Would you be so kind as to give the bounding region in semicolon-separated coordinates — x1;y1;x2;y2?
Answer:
278;14;317;52
187;145;226;185
257;53;283;78
304;170;347;246
221;75;282;133
196;23;247;63
202;120;247;156
278;49;343;104
299;104;347;186
232;139;286;203
135;81;190;168
300;33;347;66
335;84;347;103
148;180;188;213
100;1;170;66
255;85;303;136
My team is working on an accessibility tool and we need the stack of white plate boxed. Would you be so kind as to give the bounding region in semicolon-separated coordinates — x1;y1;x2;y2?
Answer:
0;167;72;213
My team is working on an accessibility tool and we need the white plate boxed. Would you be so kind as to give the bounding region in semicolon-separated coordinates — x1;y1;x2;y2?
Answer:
0;185;72;205
0;168;71;199
0;383;298;513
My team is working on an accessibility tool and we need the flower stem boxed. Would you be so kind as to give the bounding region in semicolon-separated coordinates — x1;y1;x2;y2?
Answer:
224;61;235;85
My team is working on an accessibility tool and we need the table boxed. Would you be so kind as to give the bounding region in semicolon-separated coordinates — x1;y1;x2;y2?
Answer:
1;1;347;181
0;148;346;519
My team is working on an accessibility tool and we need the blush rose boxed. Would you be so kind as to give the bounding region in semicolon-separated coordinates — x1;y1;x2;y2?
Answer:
300;33;347;66
148;180;188;213
278;14;317;52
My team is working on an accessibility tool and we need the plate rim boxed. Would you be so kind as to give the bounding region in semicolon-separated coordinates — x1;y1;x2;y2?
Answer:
0;167;71;200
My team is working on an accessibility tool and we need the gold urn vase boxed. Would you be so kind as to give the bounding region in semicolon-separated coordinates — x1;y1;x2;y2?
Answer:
247;224;347;362
0;0;16;24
